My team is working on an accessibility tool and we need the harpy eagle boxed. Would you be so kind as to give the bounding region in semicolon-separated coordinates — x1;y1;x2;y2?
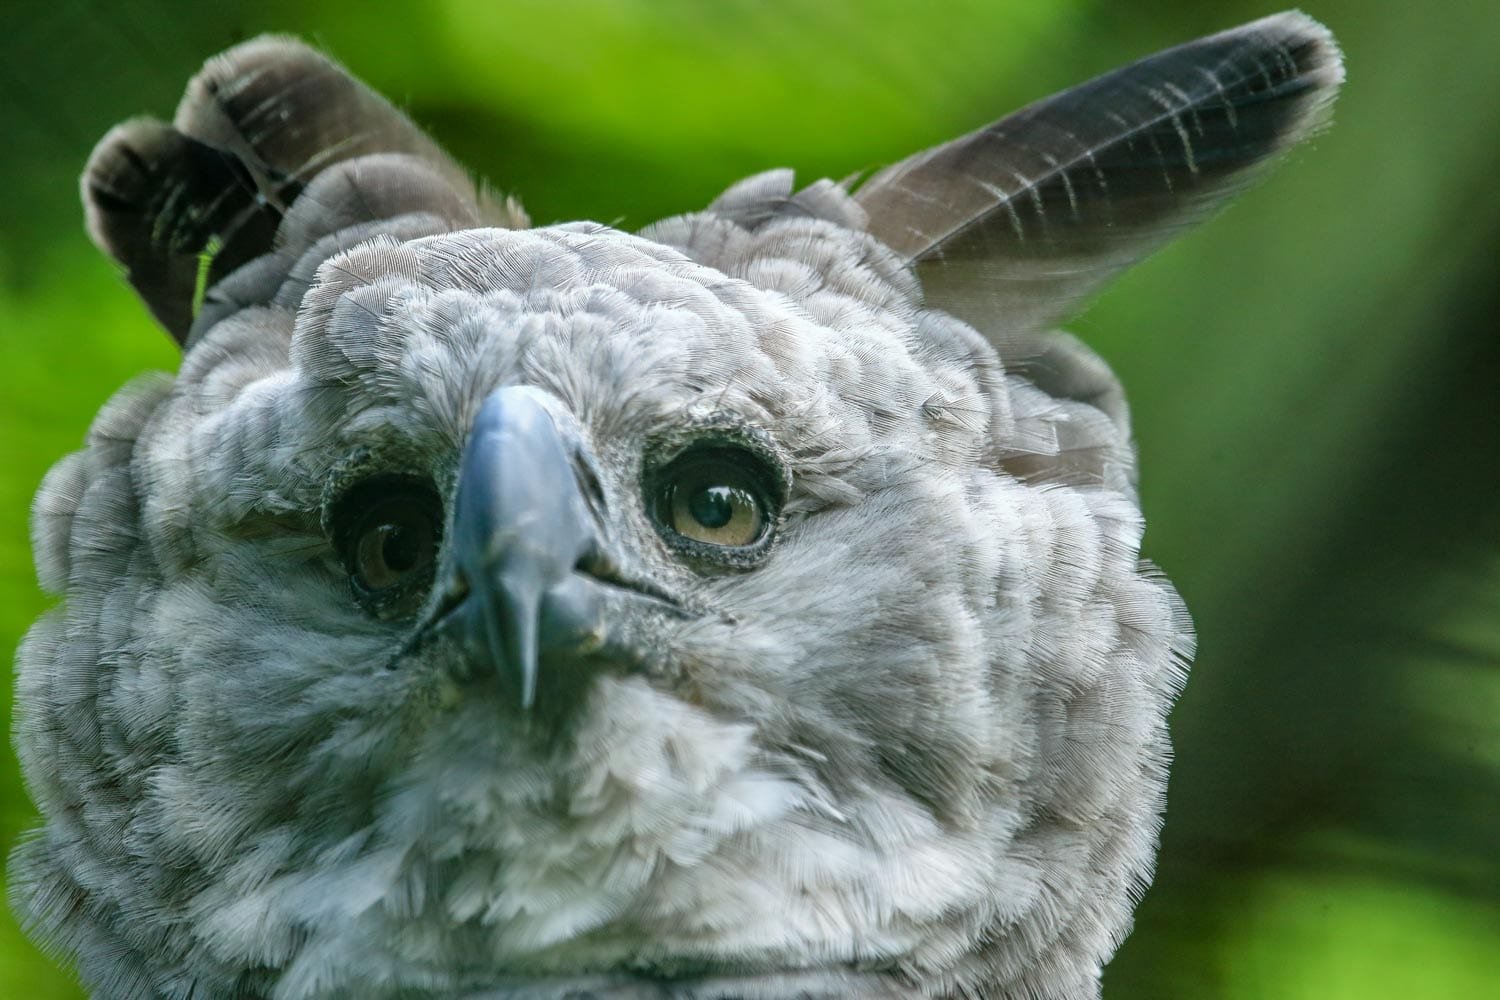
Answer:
10;12;1340;999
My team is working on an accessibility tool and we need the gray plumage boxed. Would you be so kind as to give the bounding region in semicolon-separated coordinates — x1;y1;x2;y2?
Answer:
10;13;1340;1000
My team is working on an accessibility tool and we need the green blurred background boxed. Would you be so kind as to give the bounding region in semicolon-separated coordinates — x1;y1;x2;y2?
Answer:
2;1;1496;996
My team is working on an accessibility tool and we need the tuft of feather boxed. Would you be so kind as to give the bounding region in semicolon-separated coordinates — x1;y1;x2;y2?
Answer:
82;36;527;345
855;10;1344;343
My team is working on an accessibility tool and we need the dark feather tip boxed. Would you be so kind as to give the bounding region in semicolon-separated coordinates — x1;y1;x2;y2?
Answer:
854;10;1344;338
81;36;524;348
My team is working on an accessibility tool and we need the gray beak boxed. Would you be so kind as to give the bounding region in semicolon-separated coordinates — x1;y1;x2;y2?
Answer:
439;385;606;710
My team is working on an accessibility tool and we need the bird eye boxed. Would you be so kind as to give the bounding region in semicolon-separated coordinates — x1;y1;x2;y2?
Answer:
329;475;443;616
650;447;779;558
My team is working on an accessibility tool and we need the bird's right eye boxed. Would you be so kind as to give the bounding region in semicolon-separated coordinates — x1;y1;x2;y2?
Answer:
329;475;444;618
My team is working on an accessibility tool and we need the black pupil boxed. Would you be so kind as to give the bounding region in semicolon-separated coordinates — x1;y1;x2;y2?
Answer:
688;486;735;528
378;521;423;572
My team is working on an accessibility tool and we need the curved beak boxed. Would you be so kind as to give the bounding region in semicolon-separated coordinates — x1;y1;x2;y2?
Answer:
437;385;606;710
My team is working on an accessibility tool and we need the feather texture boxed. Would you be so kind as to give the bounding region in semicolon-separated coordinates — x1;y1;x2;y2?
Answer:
14;15;1342;1000
855;11;1343;344
82;36;527;344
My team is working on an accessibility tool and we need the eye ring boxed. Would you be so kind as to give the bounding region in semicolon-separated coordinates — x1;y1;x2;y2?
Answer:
647;444;782;567
328;474;444;618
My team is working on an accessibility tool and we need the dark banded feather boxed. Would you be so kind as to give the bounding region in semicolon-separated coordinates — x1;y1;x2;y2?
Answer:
82;37;527;345
855;10;1344;345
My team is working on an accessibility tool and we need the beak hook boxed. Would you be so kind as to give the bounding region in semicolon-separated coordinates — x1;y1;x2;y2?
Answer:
439;385;603;709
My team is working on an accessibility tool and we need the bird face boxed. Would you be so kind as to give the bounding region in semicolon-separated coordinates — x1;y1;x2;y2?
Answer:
11;14;1342;999
133;222;1052;991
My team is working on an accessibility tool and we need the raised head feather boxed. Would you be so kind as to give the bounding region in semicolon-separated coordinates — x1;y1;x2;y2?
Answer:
82;37;527;345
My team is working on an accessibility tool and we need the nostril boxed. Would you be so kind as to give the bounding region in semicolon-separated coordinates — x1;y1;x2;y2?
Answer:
572;543;617;581
441;568;472;613
573;457;607;514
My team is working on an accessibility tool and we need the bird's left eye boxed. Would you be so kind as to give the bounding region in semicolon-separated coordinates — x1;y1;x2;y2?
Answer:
329;475;443;617
650;446;780;558
668;478;763;547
